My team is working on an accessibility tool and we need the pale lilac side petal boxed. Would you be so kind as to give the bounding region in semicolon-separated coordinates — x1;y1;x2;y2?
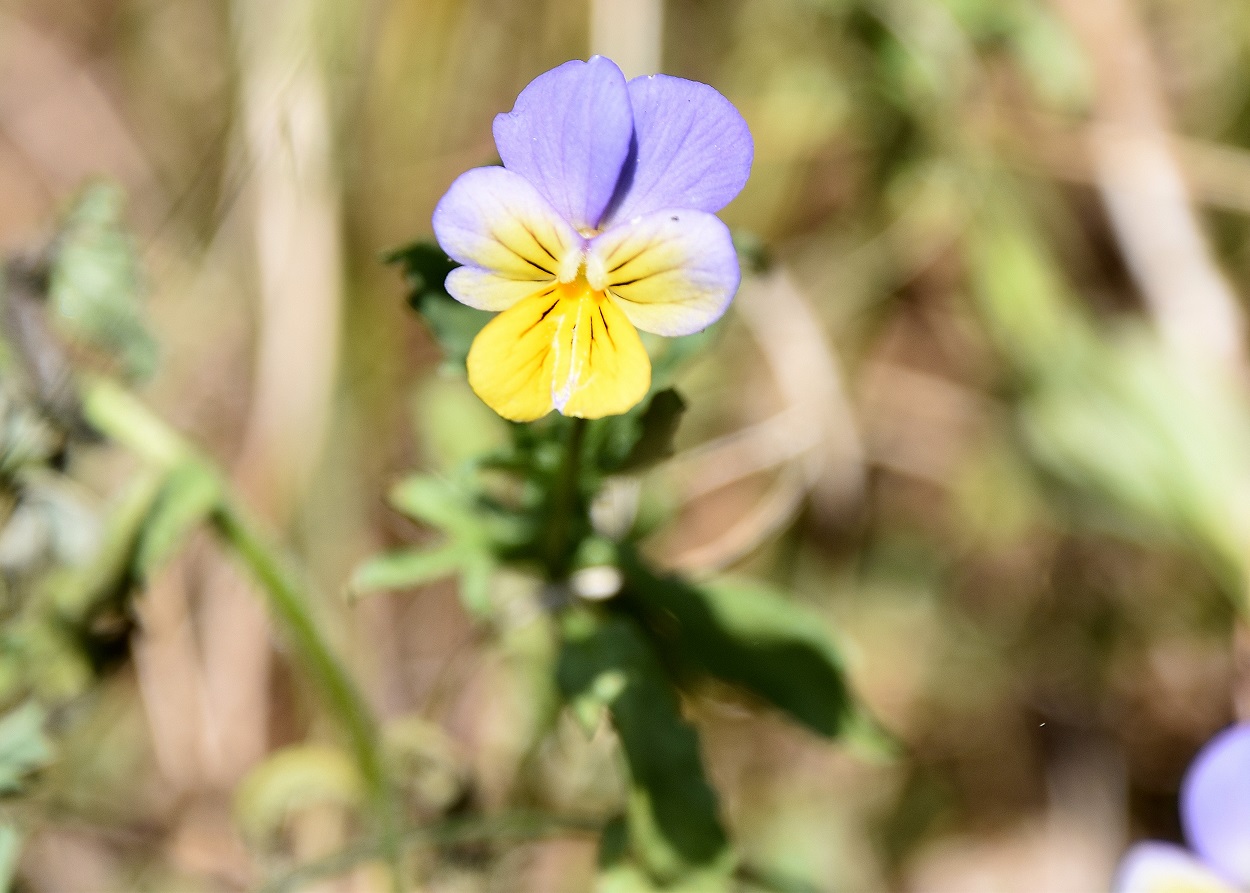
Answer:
602;74;753;226
432;166;581;311
586;210;740;337
444;267;552;312
493;57;634;232
1113;842;1238;893
1182;722;1250;887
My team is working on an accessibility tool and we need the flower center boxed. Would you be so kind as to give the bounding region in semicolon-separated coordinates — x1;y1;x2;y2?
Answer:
553;273;605;305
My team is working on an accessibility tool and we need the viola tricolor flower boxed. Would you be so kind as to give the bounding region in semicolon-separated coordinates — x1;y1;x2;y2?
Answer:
1116;723;1250;892
432;56;752;421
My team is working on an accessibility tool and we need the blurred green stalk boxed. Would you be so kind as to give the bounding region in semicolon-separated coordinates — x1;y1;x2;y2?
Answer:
79;377;403;890
543;417;588;580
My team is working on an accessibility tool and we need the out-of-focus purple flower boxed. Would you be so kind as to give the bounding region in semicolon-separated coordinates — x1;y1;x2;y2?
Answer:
432;56;752;421
1115;723;1250;893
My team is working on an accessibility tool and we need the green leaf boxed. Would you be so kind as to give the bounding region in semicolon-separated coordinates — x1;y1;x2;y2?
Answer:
134;461;221;579
731;229;771;275
414;377;508;473
382;715;466;813
458;552;496;619
646;325;721;389
617;554;857;740
0;824;22;893
49;181;157;380
1019;335;1250;598
557;611;728;883
348;542;466;596
0;470;99;572
967;202;1250;605
388;474;480;539
45;470;165;622
964;208;1092;380
0;702;52;793
387;240;489;372
597;389;687;475
0;386;59;477
234;744;365;846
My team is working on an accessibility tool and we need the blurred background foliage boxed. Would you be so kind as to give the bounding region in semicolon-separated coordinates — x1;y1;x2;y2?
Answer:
1;0;1250;889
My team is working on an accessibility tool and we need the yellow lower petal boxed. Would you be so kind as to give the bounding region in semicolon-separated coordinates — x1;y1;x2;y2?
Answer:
466;282;651;422
560;295;652;419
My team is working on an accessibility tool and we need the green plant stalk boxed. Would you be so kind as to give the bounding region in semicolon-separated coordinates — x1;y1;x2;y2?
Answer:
542;416;589;579
212;500;403;887
79;377;403;889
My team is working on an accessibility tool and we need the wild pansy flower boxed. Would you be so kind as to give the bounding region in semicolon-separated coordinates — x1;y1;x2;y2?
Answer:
432;56;752;421
1115;723;1250;893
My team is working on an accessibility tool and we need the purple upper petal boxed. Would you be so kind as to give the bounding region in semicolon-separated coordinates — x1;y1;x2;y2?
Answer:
601;74;753;227
493;56;634;233
1181;722;1250;887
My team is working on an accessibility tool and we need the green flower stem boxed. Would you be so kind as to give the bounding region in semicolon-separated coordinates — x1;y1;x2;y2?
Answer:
542;416;588;579
79;377;403;890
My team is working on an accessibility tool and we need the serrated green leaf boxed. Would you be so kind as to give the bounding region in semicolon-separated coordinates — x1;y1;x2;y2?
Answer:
0;702;51;793
134;461;220;579
558;611;727;883
348;542;465;596
49;181;157;380
387;240;489;371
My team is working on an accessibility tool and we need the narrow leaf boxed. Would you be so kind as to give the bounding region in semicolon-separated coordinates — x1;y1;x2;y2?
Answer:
0;702;52;793
0;825;21;893
388;475;480;539
557;611;727;883
348;542;465;597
